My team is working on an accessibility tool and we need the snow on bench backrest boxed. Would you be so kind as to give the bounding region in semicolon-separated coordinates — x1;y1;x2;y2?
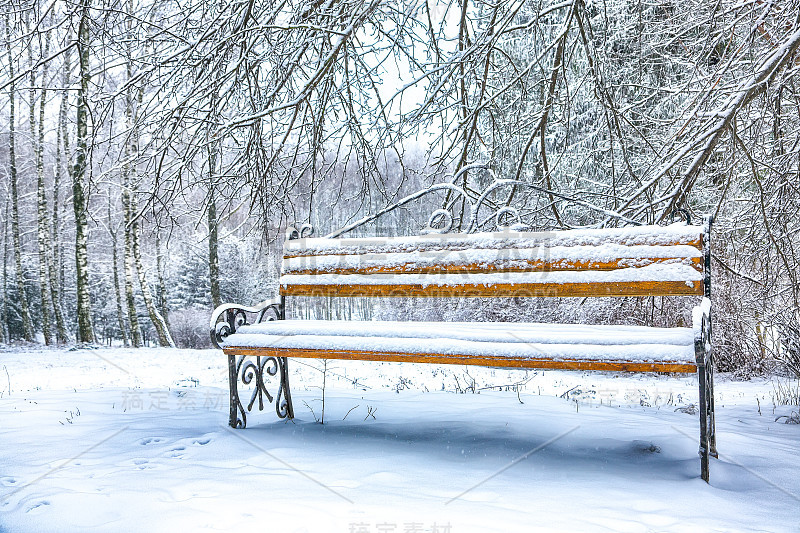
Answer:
280;224;705;298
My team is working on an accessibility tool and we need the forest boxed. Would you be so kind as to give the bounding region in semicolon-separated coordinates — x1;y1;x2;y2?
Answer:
1;0;799;378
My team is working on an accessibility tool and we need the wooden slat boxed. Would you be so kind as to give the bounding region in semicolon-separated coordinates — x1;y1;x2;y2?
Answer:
283;242;703;259
284;230;703;259
280;280;705;298
283;256;703;276
223;347;697;373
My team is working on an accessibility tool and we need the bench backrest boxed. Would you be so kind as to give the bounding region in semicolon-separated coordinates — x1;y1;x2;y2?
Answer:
280;224;707;298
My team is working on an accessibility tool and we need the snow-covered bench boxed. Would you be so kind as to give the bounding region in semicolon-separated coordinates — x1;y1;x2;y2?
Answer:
210;183;716;481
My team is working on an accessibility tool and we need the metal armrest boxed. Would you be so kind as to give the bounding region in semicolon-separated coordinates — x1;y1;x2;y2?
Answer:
209;298;283;349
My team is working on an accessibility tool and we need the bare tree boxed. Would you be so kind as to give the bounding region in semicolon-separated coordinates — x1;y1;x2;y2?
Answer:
5;12;34;342
73;0;94;343
28;9;55;345
0;198;9;343
108;194;130;347
50;46;69;343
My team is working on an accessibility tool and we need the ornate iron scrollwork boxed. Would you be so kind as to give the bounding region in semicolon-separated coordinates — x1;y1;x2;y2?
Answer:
210;299;294;428
324;166;643;238
423;208;454;234
286;223;314;240
231;353;292;428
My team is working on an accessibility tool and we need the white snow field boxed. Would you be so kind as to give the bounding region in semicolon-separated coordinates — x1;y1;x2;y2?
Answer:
0;346;798;532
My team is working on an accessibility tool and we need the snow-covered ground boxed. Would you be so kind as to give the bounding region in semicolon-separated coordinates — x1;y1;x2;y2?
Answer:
0;346;798;532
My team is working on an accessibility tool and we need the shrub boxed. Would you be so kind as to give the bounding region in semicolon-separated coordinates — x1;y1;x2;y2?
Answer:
169;306;212;349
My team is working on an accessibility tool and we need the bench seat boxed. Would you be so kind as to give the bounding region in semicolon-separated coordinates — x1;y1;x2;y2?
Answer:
221;319;698;373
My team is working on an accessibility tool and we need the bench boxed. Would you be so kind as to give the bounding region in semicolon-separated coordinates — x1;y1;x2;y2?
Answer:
210;180;716;481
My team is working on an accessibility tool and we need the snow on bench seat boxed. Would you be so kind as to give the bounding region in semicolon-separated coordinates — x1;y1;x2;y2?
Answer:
221;320;697;373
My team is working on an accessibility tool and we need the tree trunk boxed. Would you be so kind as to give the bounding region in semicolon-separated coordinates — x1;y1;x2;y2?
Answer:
73;0;95;343
57;50;71;301
208;193;221;310
0;199;8;343
131;211;175;347
122;118;141;346
5;14;34;342
121;97;141;347
113;236;130;347
207;90;222;310
155;231;170;331
109;197;129;347
124;15;174;348
31;25;54;345
50;50;69;343
122;197;141;347
207;140;221;310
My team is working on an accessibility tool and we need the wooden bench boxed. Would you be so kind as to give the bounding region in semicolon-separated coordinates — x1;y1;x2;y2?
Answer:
210;184;716;481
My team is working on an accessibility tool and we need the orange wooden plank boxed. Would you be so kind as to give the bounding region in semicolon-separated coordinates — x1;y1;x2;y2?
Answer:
279;280;704;298
282;256;703;276
284;236;703;259
223;347;697;373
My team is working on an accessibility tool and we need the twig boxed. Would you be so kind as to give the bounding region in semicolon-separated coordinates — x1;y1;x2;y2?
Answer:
560;385;578;399
303;400;319;423
343;405;359;421
476;375;534;392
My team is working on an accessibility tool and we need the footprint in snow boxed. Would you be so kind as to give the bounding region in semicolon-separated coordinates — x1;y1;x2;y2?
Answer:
133;459;155;470
26;501;50;513
168;446;186;458
192;438;211;446
0;477;17;486
139;437;164;446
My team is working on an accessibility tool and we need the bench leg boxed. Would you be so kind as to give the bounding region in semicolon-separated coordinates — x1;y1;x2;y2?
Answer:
708;361;718;458
280;357;295;419
694;308;714;482
227;354;293;428
698;363;711;482
228;353;246;428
